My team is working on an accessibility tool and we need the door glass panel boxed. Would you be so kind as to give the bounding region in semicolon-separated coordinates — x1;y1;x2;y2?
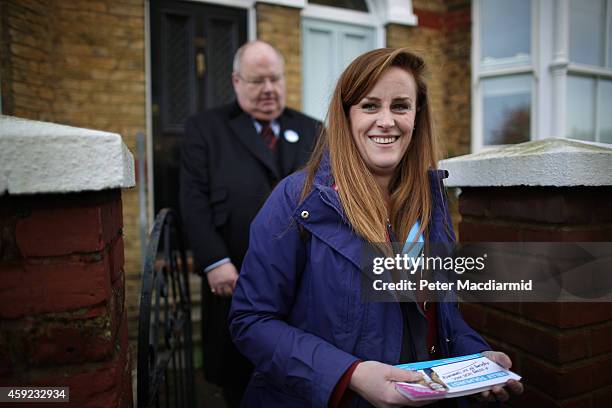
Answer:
151;0;246;214
480;0;531;67
569;0;605;66
341;33;369;68
162;13;196;131
567;75;596;141
302;25;335;121
482;75;531;145
302;18;374;121
599;80;612;143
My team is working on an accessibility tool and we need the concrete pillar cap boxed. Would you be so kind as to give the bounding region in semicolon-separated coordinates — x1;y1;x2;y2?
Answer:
0;115;136;195
439;138;612;187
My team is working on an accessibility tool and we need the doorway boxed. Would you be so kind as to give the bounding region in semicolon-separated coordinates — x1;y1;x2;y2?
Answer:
302;17;376;121
150;0;247;214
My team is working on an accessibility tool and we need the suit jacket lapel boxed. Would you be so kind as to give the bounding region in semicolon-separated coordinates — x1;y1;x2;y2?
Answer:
229;111;279;179
277;111;302;176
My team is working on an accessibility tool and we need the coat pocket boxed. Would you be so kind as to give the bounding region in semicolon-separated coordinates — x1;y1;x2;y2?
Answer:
210;187;229;226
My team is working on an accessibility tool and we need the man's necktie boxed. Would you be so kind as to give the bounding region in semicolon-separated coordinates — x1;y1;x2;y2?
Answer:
259;122;277;151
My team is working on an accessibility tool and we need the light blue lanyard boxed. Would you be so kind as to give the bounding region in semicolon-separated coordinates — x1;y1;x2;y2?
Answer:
402;220;424;259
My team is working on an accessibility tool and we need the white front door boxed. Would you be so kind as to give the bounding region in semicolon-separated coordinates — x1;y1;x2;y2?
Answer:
302;18;376;121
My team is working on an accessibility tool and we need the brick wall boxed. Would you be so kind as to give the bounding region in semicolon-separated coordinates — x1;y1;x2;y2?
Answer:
0;190;132;407
459;187;612;242
255;3;302;110
0;0;145;287
458;186;612;407
386;0;471;232
0;0;146;362
387;0;471;159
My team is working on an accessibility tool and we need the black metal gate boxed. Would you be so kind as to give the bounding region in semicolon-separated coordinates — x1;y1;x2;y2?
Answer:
137;208;195;408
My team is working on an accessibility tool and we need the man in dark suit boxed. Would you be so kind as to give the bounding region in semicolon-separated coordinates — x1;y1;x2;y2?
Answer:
180;40;320;407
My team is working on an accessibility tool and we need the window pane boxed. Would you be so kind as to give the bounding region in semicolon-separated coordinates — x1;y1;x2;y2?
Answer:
482;75;531;145
567;75;596;141
569;0;605;66
599;80;612;143
481;0;531;65
309;0;368;12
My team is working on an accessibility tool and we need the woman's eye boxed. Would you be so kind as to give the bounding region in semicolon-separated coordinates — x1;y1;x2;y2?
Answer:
391;103;411;112
361;103;377;112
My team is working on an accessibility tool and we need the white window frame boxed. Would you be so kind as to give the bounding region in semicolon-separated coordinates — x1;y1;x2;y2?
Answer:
301;1;417;48
473;0;612;152
562;0;612;142
472;0;538;152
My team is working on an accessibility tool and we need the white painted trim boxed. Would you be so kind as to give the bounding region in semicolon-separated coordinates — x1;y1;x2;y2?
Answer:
551;0;569;139
567;62;612;78
471;0;481;153
530;0;539;141
300;1;386;49
0;116;136;194
551;66;568;138
382;0;418;26
258;0;305;8
606;0;611;67
366;0;386;47
301;4;380;27
248;6;257;41
144;0;154;228
478;65;534;78
535;0;554;140
595;77;602;141
553;0;570;66
301;0;416;28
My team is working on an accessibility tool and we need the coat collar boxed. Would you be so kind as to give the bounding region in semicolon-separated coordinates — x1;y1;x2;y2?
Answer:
228;102;305;178
229;103;279;179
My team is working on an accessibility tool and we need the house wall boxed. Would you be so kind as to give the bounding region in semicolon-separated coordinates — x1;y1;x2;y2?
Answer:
0;190;133;407
458;186;612;407
0;0;476;381
387;0;472;159
0;0;146;345
256;3;303;110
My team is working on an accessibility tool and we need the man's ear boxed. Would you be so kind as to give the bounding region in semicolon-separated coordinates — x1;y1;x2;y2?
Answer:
231;72;239;87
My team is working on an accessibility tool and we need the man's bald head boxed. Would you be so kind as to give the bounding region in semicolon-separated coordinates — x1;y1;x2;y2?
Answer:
233;41;285;74
232;41;286;121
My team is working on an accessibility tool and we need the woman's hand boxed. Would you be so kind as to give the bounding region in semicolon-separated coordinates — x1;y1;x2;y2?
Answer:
349;361;433;407
479;351;524;402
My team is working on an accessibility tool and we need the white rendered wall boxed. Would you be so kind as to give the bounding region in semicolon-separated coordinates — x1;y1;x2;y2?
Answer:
440;138;612;187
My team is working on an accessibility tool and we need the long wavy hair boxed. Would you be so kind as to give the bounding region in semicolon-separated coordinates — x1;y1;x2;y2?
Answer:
301;48;439;244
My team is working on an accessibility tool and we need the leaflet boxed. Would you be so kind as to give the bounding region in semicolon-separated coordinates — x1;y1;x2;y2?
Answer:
395;353;521;401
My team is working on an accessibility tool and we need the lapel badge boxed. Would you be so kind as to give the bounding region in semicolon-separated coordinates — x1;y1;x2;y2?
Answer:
284;129;299;143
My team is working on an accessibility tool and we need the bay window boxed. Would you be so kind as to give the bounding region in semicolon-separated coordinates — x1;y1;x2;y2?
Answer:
473;0;612;151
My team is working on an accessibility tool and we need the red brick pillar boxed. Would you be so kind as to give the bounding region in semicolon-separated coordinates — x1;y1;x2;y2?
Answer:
0;116;135;407
441;139;612;407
